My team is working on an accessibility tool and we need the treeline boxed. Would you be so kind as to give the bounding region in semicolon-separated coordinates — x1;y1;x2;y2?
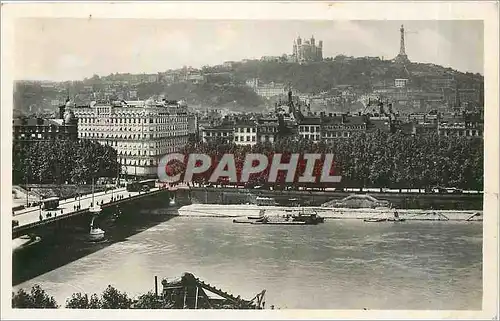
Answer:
227;59;484;94
12;140;120;185
135;80;264;108
12;284;172;309
177;132;483;190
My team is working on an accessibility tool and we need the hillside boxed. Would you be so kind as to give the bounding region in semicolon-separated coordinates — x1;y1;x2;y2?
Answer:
13;56;483;113
223;57;483;94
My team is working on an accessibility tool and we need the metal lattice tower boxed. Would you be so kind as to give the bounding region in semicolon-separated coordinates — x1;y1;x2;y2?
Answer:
399;25;406;55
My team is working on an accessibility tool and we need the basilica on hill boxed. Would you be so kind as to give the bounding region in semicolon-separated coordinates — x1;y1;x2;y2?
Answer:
291;35;323;63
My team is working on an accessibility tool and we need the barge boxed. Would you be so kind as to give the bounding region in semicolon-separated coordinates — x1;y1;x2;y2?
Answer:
234;209;325;225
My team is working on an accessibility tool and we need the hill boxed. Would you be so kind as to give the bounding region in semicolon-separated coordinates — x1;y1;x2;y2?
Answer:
13;56;483;114
223;57;483;94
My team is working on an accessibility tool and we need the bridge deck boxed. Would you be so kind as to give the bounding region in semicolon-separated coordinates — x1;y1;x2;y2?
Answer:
11;186;179;238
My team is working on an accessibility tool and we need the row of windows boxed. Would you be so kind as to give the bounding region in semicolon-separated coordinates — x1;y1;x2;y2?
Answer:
322;132;352;138
78;117;187;124
204;132;233;137
104;139;179;149
438;129;482;137
322;125;365;130
260;136;275;142
235;127;257;133
79;132;188;139
259;127;278;133
300;134;321;141
15;133;71;140
235;136;256;142
14;128;68;133
79;125;188;132
299;126;320;133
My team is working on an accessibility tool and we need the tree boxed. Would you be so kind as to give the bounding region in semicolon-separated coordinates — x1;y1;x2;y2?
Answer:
65;293;90;308
133;291;174;309
12;285;58;308
100;285;133;309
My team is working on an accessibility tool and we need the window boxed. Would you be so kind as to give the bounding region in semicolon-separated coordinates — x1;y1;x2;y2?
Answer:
246;136;250;141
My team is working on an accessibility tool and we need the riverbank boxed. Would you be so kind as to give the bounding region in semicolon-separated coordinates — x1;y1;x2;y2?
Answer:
187;187;483;210
178;204;482;221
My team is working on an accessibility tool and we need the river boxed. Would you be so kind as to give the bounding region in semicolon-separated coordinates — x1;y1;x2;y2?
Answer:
13;206;482;310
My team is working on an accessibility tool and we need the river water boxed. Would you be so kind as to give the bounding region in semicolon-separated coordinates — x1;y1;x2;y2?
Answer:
13;207;482;310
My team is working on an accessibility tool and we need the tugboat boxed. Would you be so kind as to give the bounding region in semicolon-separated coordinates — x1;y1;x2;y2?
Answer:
292;208;325;224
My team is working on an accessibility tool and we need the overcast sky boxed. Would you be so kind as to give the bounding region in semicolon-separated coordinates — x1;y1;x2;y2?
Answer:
15;19;483;81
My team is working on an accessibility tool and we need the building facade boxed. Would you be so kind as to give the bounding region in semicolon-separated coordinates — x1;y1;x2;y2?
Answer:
292;35;323;63
321;115;367;142
234;120;258;146
12;101;78;144
201;123;234;144
74;99;189;177
257;118;279;144
246;79;287;98
395;79;408;88
298;118;322;142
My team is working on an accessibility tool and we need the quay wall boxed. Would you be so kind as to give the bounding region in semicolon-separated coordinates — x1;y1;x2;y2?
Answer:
182;188;483;210
177;204;482;221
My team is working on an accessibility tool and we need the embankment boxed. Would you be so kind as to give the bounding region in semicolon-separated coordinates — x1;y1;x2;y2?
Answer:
178;204;482;221
186;187;483;210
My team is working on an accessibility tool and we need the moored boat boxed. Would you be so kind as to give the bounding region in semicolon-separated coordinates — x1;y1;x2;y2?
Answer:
234;208;325;225
12;234;42;252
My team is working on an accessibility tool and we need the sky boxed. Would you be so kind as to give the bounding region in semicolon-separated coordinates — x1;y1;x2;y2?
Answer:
14;19;484;81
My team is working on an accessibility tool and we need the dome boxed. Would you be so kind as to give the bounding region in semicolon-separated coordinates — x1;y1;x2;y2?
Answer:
64;110;75;123
178;100;187;107
65;100;74;108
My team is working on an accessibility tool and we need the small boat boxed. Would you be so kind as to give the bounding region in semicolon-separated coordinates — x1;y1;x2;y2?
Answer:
89;216;105;241
12;234;42;252
89;227;105;241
